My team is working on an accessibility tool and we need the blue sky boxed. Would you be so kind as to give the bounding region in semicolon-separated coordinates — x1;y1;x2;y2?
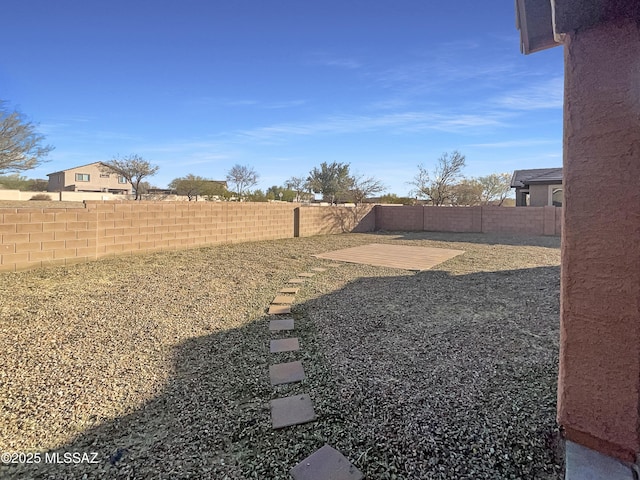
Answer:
1;0;563;196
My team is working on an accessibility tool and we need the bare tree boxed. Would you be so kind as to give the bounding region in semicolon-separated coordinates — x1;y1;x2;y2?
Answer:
226;164;259;200
477;173;512;205
350;174;386;205
101;154;159;200
0;102;54;173
408;151;466;205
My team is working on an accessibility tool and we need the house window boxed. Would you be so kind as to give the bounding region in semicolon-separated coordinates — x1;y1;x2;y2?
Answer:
75;173;90;182
118;176;127;184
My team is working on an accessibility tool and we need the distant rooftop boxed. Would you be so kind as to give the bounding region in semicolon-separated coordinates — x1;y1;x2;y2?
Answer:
511;168;563;188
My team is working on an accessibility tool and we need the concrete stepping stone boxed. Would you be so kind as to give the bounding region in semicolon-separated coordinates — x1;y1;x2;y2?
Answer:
279;287;300;294
311;267;327;272
290;445;363;480
270;337;299;353
272;295;295;304
288;278;305;284
298;272;315;278
269;318;295;331
269;361;305;386
271;393;315;429
269;304;292;315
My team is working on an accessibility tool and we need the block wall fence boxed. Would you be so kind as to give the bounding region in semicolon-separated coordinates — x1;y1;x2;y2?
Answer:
0;202;560;272
375;205;562;236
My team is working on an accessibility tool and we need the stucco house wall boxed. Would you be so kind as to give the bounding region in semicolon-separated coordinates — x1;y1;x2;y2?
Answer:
47;162;132;194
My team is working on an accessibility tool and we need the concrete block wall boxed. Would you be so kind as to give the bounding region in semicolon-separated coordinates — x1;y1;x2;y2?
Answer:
0;202;560;272
296;205;375;237
375;205;561;236
481;206;545;235
375;205;424;231
86;202;297;259
0;207;98;271
424;206;482;233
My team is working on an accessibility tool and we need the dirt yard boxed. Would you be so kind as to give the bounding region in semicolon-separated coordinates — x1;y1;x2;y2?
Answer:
0;232;562;479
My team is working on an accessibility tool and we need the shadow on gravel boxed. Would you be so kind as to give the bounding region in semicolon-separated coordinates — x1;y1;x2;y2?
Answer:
4;265;563;480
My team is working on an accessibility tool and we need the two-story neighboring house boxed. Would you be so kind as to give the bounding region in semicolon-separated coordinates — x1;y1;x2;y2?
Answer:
511;167;563;207
47;162;132;195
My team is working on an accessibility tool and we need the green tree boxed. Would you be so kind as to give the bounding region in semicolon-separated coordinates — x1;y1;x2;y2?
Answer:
266;185;296;202
101;154;159;200
246;189;267;202
169;174;213;201
451;178;483;206
307;161;352;203
378;193;415;205
0;174;29;189
477;173;512;206
0;101;54;174
409;151;466;206
26;178;48;191
0;174;49;191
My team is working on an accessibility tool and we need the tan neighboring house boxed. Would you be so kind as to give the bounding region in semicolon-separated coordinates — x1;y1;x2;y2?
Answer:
511;168;563;207
47;162;131;194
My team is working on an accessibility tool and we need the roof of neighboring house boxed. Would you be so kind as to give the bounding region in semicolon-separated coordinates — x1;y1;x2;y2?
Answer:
511;168;563;188
47;161;104;176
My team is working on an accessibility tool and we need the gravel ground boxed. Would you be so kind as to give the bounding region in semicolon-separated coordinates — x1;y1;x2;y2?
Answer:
0;232;562;479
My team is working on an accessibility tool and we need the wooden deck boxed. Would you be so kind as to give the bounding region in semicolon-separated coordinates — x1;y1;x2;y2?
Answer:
314;243;464;271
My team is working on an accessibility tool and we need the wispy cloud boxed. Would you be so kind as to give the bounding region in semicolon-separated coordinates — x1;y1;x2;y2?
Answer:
186;97;306;110
235;110;507;142
494;77;563;110
467;139;558;148
304;52;363;69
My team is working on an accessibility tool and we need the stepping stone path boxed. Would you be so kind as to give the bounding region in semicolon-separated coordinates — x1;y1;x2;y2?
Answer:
263;261;362;476
279;287;300;294
270;338;299;353
272;295;296;305
271;394;316;429
290;445;364;480
268;305;292;315
270;361;305;386
269;318;295;331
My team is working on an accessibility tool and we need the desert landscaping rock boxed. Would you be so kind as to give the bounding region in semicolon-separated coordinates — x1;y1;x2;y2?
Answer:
272;295;296;305
0;232;563;479
270;394;316;429
290;444;363;480
268;304;292;315
270;337;300;353
269;318;295;331
269;361;306;386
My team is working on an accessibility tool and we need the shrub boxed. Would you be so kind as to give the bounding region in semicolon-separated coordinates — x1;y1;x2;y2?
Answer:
29;193;52;201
